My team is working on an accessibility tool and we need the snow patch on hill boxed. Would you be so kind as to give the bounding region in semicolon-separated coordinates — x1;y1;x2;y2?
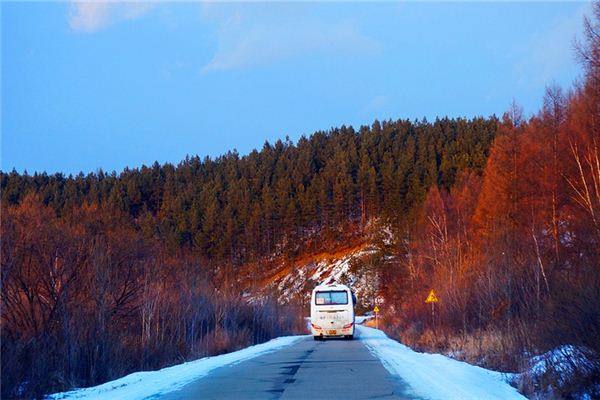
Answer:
272;246;379;305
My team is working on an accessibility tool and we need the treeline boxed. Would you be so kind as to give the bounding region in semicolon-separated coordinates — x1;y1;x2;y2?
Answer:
380;5;600;398
1;116;496;264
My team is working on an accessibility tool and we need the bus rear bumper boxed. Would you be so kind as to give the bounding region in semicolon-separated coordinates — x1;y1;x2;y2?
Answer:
311;325;354;337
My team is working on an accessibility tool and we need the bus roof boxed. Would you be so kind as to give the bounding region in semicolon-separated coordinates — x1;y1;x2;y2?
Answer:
313;283;351;292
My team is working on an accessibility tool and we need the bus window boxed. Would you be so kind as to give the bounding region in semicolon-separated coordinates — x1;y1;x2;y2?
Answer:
315;290;348;305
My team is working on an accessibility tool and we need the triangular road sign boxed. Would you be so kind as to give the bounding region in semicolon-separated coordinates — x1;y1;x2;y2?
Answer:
425;289;439;303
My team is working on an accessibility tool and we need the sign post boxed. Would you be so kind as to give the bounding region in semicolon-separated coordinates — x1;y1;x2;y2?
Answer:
373;305;380;329
425;289;439;331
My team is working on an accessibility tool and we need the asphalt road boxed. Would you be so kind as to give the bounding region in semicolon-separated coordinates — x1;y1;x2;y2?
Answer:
156;330;421;400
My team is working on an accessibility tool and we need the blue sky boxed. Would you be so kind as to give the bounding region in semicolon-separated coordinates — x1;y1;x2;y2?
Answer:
2;1;592;175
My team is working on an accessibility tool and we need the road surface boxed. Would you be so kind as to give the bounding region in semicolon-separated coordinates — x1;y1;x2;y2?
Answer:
156;329;421;400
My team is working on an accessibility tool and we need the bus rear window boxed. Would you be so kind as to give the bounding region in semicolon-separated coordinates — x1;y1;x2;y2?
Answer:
315;291;348;305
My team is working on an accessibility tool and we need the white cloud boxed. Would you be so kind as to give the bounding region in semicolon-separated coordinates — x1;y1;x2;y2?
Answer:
68;1;156;33
365;95;389;111
68;2;110;33
122;2;155;20
201;5;381;73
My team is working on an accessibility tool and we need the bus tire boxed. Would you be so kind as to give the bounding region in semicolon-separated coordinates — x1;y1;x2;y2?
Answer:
313;336;321;341
345;335;353;340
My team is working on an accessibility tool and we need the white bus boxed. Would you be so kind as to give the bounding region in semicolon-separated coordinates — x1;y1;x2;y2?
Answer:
310;283;356;340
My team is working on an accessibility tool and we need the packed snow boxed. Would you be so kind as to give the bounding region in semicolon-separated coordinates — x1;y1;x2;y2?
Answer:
47;335;305;400
358;325;526;400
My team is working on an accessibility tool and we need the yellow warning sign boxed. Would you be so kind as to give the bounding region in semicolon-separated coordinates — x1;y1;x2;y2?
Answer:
425;289;439;303
374;305;380;313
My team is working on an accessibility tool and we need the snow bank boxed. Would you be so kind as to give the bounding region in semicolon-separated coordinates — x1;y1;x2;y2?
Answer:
47;335;305;400
529;345;593;380
519;345;599;398
358;325;526;400
355;315;374;325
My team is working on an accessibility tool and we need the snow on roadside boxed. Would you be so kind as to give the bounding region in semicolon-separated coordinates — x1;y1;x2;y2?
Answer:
358;325;526;400
528;344;593;381
518;345;598;398
355;315;374;325
47;335;305;400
